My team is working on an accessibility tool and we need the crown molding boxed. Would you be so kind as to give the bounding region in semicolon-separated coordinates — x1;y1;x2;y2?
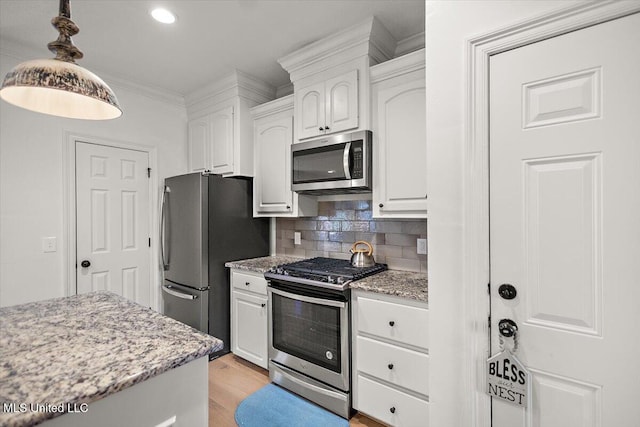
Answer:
250;94;294;120
0;40;186;108
278;17;397;82
371;48;425;83
276;82;294;98
185;69;276;115
395;31;425;57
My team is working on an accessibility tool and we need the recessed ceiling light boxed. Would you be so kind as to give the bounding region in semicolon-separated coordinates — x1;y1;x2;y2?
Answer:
151;8;176;24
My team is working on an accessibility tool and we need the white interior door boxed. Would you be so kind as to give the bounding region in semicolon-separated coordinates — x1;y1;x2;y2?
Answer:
490;13;640;426
76;142;151;306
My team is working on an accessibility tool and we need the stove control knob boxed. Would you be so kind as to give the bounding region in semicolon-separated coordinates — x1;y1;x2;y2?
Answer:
336;277;344;284
283;270;289;276
327;276;335;283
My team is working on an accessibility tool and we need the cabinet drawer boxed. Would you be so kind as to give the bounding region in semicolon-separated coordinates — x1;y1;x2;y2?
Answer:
356;375;429;427
356;336;428;396
232;271;267;295
357;296;428;349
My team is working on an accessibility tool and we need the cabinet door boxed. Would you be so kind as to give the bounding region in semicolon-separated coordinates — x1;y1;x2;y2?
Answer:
325;69;358;134
296;82;325;140
254;116;294;215
188;116;211;172
373;78;427;218
209;105;234;175
231;290;268;369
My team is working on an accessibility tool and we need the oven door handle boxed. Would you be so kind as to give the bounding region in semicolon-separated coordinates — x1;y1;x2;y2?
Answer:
269;287;346;308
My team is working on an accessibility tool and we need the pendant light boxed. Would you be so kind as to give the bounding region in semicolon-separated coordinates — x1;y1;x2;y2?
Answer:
0;0;122;120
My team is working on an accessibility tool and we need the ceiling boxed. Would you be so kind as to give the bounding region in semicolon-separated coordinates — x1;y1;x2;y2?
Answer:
0;1;425;98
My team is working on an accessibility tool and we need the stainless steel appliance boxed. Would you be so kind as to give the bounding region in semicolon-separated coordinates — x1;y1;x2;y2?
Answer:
264;257;387;418
291;130;372;195
161;172;269;357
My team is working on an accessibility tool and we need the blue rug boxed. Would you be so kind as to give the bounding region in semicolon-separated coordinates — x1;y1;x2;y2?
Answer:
234;384;349;427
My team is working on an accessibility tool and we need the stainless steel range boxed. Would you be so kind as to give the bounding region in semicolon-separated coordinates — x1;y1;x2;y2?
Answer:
264;257;387;419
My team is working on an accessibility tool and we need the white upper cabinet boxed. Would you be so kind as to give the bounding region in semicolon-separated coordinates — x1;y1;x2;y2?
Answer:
188;105;234;175
296;70;359;140
255;116;294;214
279;17;396;143
297;82;325;139
209;105;234;174
371;49;427;218
251;96;317;217
186;71;276;177
187;116;211;173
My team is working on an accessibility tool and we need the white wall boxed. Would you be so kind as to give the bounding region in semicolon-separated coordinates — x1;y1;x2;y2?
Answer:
0;50;188;308
425;1;581;426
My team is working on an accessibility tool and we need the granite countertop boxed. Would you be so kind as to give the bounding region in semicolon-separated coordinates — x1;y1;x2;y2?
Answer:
350;269;428;303
225;255;304;274
226;256;427;302
0;291;223;427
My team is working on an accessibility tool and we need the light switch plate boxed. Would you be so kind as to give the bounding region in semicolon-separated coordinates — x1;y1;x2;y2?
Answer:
42;237;57;253
294;232;301;245
417;238;427;255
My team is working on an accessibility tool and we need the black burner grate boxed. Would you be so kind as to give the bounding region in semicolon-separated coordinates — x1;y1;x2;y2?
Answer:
278;257;387;280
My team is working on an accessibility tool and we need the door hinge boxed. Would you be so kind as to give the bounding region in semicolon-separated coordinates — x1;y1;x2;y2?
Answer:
147;167;151;178
148;237;151;247
488;282;491;294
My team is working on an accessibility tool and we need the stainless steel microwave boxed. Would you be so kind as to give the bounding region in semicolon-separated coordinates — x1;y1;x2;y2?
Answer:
291;130;372;195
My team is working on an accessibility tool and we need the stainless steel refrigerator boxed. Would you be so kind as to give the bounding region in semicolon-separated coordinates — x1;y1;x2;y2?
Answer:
161;172;269;357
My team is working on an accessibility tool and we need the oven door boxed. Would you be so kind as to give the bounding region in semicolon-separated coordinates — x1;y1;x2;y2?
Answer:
268;286;349;392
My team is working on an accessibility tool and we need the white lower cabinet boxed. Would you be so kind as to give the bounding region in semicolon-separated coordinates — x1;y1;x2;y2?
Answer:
230;269;268;369
352;290;429;426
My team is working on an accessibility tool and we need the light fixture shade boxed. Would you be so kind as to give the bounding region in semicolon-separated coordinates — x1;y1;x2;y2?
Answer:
0;58;122;120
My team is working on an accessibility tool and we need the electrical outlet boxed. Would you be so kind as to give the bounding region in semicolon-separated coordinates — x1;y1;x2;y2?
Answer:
42;237;57;253
417;238;427;255
294;232;301;245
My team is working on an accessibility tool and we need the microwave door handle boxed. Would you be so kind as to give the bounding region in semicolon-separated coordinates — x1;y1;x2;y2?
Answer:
343;142;352;180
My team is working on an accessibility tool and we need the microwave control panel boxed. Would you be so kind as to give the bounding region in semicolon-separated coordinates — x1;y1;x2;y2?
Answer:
352;141;363;179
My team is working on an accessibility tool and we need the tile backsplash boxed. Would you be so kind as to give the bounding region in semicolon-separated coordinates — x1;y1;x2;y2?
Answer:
275;200;427;273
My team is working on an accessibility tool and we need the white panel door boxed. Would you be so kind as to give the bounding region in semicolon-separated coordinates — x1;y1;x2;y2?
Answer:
296;82;325;140
490;13;640;426
188;116;210;173
373;76;426;218
231;290;268;369
76;142;150;306
209;105;234;175
325;69;358;134
254;116;294;215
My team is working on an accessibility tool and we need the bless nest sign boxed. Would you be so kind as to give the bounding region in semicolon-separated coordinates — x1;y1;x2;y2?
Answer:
486;351;530;407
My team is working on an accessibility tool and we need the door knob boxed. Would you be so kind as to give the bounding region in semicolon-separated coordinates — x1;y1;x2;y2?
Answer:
80;260;91;268
498;319;518;338
498;284;517;300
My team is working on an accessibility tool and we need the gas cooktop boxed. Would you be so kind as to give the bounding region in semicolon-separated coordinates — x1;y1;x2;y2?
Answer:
264;257;387;291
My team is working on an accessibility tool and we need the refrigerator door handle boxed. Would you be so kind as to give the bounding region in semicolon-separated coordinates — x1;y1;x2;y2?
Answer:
161;185;170;271
162;284;198;300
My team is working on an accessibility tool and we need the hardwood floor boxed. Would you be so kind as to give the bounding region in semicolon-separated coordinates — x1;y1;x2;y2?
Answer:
208;354;385;427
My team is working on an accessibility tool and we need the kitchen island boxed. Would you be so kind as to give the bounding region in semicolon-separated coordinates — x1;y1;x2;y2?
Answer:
0;291;222;427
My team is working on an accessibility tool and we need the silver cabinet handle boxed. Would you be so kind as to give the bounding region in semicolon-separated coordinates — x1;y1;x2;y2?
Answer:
162;284;197;300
